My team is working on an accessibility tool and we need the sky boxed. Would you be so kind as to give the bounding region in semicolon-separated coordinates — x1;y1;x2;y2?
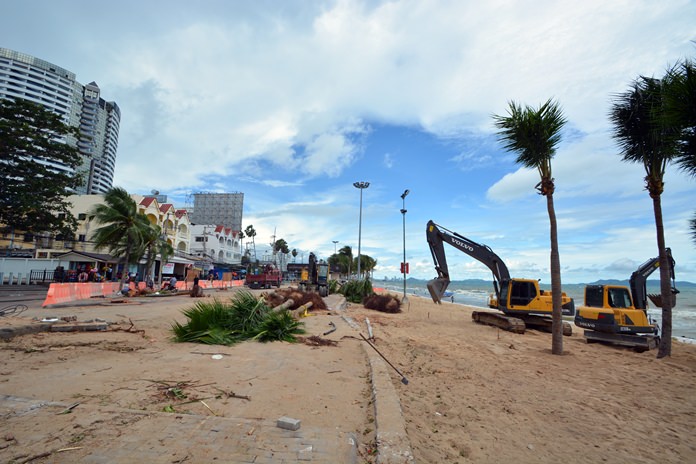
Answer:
3;0;696;284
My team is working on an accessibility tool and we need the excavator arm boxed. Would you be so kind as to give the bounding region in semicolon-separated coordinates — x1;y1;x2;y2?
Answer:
629;248;677;310
426;220;511;304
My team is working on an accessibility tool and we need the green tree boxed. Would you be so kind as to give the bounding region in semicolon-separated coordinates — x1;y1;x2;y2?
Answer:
493;99;567;355
139;223;174;286
0;98;82;238
610;76;681;358
89;187;150;286
338;245;353;277
663;58;696;176
663;58;696;247
244;225;257;260
356;254;377;278
273;238;289;268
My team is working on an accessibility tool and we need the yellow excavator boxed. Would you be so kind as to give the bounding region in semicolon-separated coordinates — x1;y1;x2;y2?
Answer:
426;220;575;334
574;248;678;352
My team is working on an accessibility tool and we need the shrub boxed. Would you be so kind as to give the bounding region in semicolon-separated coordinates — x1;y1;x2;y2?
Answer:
339;279;373;304
171;290;304;345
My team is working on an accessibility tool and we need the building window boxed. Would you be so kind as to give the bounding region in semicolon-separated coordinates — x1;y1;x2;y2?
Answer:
195;236;205;242
78;213;87;220
23;233;34;242
78;234;86;242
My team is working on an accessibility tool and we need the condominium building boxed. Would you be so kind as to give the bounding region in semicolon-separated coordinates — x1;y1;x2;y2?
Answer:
0;48;120;194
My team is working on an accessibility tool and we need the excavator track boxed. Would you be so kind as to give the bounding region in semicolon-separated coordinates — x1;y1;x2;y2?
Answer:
520;314;573;336
471;311;573;336
472;311;526;334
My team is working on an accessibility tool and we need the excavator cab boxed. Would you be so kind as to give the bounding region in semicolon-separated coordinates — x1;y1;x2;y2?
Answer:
427;277;450;304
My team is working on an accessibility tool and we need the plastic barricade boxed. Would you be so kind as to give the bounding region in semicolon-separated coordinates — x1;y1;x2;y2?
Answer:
43;282;122;307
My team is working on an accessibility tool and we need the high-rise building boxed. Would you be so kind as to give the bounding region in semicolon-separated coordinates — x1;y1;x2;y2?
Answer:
190;193;244;231
0;48;120;194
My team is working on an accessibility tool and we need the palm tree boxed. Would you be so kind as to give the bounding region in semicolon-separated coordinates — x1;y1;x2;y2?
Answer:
140;223;174;287
89;187;150;286
663;58;696;247
493;99;567;355
663;58;696;176
244;225;257;261
338;245;353;278
360;255;377;279
610;76;681;358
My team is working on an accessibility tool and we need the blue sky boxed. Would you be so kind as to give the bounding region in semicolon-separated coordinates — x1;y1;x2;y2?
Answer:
3;0;696;283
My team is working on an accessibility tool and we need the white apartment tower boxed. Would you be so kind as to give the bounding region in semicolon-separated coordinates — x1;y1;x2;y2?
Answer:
0;48;120;194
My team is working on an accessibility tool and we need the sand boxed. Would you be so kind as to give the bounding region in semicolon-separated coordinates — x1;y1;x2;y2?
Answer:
2;288;696;463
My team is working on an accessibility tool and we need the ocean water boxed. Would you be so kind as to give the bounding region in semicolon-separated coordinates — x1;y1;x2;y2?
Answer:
375;279;696;340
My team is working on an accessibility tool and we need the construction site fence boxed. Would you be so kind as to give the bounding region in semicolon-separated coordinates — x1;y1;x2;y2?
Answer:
42;280;245;307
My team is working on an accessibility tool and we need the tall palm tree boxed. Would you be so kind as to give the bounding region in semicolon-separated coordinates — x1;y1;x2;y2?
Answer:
493;99;567;355
89;187;150;286
244;225;257;261
663;58;696;247
663;58;696;176
610;76;681;358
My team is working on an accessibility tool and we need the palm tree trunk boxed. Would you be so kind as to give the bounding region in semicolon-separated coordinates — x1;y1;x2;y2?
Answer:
120;241;132;287
653;195;673;358
546;193;564;355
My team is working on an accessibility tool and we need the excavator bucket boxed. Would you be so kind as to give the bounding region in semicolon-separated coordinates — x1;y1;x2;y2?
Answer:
647;292;677;308
427;277;450;304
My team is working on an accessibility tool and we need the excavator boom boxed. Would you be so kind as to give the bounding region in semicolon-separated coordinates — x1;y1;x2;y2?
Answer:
425;220;574;335
426;220;510;304
629;248;677;309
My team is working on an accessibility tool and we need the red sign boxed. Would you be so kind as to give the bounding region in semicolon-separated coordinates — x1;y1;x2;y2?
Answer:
400;262;409;274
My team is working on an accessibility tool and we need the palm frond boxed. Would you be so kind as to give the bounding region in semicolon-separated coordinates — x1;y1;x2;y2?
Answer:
493;98;566;177
251;310;305;343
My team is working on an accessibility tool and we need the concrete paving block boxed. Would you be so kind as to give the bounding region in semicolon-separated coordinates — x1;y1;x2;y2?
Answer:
276;416;301;431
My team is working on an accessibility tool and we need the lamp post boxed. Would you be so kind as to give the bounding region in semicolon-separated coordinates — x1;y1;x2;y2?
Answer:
332;240;338;255
400;189;409;302
353;181;370;279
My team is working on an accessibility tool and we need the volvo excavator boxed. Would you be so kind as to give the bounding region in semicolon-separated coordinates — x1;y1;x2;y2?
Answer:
426;220;575;334
574;249;678;351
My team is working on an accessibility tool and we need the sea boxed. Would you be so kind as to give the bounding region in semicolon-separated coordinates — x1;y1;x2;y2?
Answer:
374;279;696;341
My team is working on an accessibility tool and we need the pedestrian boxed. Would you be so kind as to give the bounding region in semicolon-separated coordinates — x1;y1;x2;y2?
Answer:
191;275;203;298
168;276;178;291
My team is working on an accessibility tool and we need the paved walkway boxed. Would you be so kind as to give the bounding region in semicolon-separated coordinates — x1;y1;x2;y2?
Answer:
0;286;414;464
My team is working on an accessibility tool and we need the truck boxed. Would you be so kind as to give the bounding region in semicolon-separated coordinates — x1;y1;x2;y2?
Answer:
298;252;329;297
245;264;282;289
574;248;678;351
426;220;575;334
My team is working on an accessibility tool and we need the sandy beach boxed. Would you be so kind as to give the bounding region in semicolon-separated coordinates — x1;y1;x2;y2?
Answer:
1;287;695;463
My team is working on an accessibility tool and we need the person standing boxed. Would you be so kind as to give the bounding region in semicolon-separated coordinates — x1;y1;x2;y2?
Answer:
191;275;203;297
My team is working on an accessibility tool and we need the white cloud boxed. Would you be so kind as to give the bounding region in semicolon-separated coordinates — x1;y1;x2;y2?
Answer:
5;0;695;282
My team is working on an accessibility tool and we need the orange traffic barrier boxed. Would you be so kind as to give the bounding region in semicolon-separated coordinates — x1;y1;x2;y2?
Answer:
43;282;122;307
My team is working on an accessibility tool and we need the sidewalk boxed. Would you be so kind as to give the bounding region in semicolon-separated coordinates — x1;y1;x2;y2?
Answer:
0;289;413;463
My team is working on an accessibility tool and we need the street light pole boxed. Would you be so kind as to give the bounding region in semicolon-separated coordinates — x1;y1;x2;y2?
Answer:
353;182;370;279
401;189;409;302
332;240;338;255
